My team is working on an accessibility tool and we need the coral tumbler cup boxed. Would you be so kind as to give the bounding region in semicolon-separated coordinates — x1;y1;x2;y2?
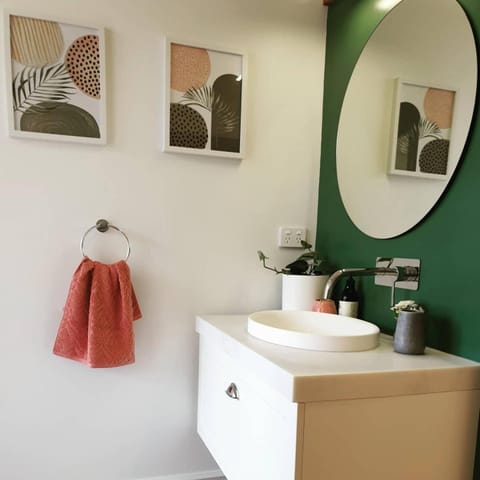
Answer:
312;299;337;314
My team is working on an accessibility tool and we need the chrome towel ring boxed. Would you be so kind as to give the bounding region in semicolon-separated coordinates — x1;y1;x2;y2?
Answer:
80;219;131;261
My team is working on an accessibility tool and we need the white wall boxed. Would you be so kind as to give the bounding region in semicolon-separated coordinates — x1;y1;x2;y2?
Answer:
0;1;326;479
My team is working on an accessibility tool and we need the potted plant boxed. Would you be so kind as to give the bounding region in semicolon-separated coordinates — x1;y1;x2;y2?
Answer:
257;241;332;311
391;300;426;355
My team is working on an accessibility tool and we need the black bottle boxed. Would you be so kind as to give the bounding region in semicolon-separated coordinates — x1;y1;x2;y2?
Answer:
338;276;359;318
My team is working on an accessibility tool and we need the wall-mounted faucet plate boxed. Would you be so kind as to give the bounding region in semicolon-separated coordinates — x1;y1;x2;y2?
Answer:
375;257;420;291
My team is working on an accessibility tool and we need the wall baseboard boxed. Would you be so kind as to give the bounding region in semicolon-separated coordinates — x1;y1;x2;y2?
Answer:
138;469;224;480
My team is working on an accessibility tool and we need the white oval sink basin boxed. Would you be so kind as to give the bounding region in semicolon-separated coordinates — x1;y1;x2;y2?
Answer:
247;310;380;352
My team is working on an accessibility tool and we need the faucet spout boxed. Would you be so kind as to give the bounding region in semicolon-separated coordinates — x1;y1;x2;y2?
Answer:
323;267;398;300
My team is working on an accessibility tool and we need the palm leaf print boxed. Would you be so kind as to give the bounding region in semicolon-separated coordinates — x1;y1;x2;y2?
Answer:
181;85;214;110
417;117;442;140
12;63;76;114
180;85;239;133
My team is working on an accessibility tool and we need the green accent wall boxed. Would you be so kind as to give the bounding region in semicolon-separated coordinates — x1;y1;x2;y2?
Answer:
317;0;479;357
317;1;480;476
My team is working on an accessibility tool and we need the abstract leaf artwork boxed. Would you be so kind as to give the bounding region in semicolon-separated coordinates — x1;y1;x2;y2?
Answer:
165;40;245;158
6;14;105;143
389;79;456;179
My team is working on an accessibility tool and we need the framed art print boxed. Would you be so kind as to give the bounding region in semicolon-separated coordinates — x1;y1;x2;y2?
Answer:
389;79;456;180
4;12;106;144
164;39;246;159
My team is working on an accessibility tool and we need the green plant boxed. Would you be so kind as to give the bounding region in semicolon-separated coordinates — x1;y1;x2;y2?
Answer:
391;300;423;319
257;241;332;276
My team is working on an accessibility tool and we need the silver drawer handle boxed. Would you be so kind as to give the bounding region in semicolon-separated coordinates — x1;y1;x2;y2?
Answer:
225;382;240;400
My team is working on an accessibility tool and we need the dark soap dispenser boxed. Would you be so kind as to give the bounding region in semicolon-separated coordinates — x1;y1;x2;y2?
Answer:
338;276;359;318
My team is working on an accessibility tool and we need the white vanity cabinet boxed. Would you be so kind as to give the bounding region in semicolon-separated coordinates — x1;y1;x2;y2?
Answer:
196;315;480;480
197;334;299;480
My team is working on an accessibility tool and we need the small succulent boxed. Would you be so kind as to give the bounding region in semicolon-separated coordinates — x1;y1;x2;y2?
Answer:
391;300;423;318
257;241;331;276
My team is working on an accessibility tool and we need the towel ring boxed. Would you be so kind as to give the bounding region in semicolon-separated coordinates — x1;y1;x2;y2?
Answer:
80;219;131;261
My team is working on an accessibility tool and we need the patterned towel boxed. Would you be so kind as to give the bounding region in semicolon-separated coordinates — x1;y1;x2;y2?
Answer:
53;258;142;368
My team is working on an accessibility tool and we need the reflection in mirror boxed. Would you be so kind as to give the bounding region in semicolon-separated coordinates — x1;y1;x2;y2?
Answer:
337;0;477;239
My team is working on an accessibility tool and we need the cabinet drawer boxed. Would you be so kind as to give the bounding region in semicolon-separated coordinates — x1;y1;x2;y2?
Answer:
197;337;242;480
197;336;300;480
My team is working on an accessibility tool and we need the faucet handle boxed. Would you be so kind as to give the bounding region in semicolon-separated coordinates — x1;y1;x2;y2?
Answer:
375;257;420;294
395;265;420;283
389;265;420;306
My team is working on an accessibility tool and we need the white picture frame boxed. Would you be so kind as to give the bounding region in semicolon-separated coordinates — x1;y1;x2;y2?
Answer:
3;10;107;144
388;78;457;180
163;38;246;159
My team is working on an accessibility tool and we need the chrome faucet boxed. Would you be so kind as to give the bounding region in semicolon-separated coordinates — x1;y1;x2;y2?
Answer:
324;267;397;299
323;259;420;306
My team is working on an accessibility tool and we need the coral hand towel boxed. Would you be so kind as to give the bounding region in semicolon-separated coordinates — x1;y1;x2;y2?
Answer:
53;258;142;368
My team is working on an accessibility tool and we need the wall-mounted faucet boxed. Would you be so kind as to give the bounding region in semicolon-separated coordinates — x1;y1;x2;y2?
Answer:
323;258;420;306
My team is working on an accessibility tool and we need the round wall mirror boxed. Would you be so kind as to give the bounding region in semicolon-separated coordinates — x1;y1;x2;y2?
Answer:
337;0;477;239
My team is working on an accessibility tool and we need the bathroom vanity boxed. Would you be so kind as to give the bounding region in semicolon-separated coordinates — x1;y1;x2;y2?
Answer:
196;314;480;480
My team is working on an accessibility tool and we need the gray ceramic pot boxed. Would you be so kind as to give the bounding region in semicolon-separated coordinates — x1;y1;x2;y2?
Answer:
393;309;426;355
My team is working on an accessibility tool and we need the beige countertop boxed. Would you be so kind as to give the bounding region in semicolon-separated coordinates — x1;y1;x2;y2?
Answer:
196;314;480;403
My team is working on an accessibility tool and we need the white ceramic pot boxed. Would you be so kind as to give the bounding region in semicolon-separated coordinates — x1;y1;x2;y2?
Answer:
281;274;329;311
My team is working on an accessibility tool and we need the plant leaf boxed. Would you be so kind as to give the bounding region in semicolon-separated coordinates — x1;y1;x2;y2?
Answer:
13;63;75;114
180;85;214;111
285;259;309;275
300;240;312;250
180;85;241;135
297;252;323;261
418;117;442;139
257;250;267;261
211;92;239;133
